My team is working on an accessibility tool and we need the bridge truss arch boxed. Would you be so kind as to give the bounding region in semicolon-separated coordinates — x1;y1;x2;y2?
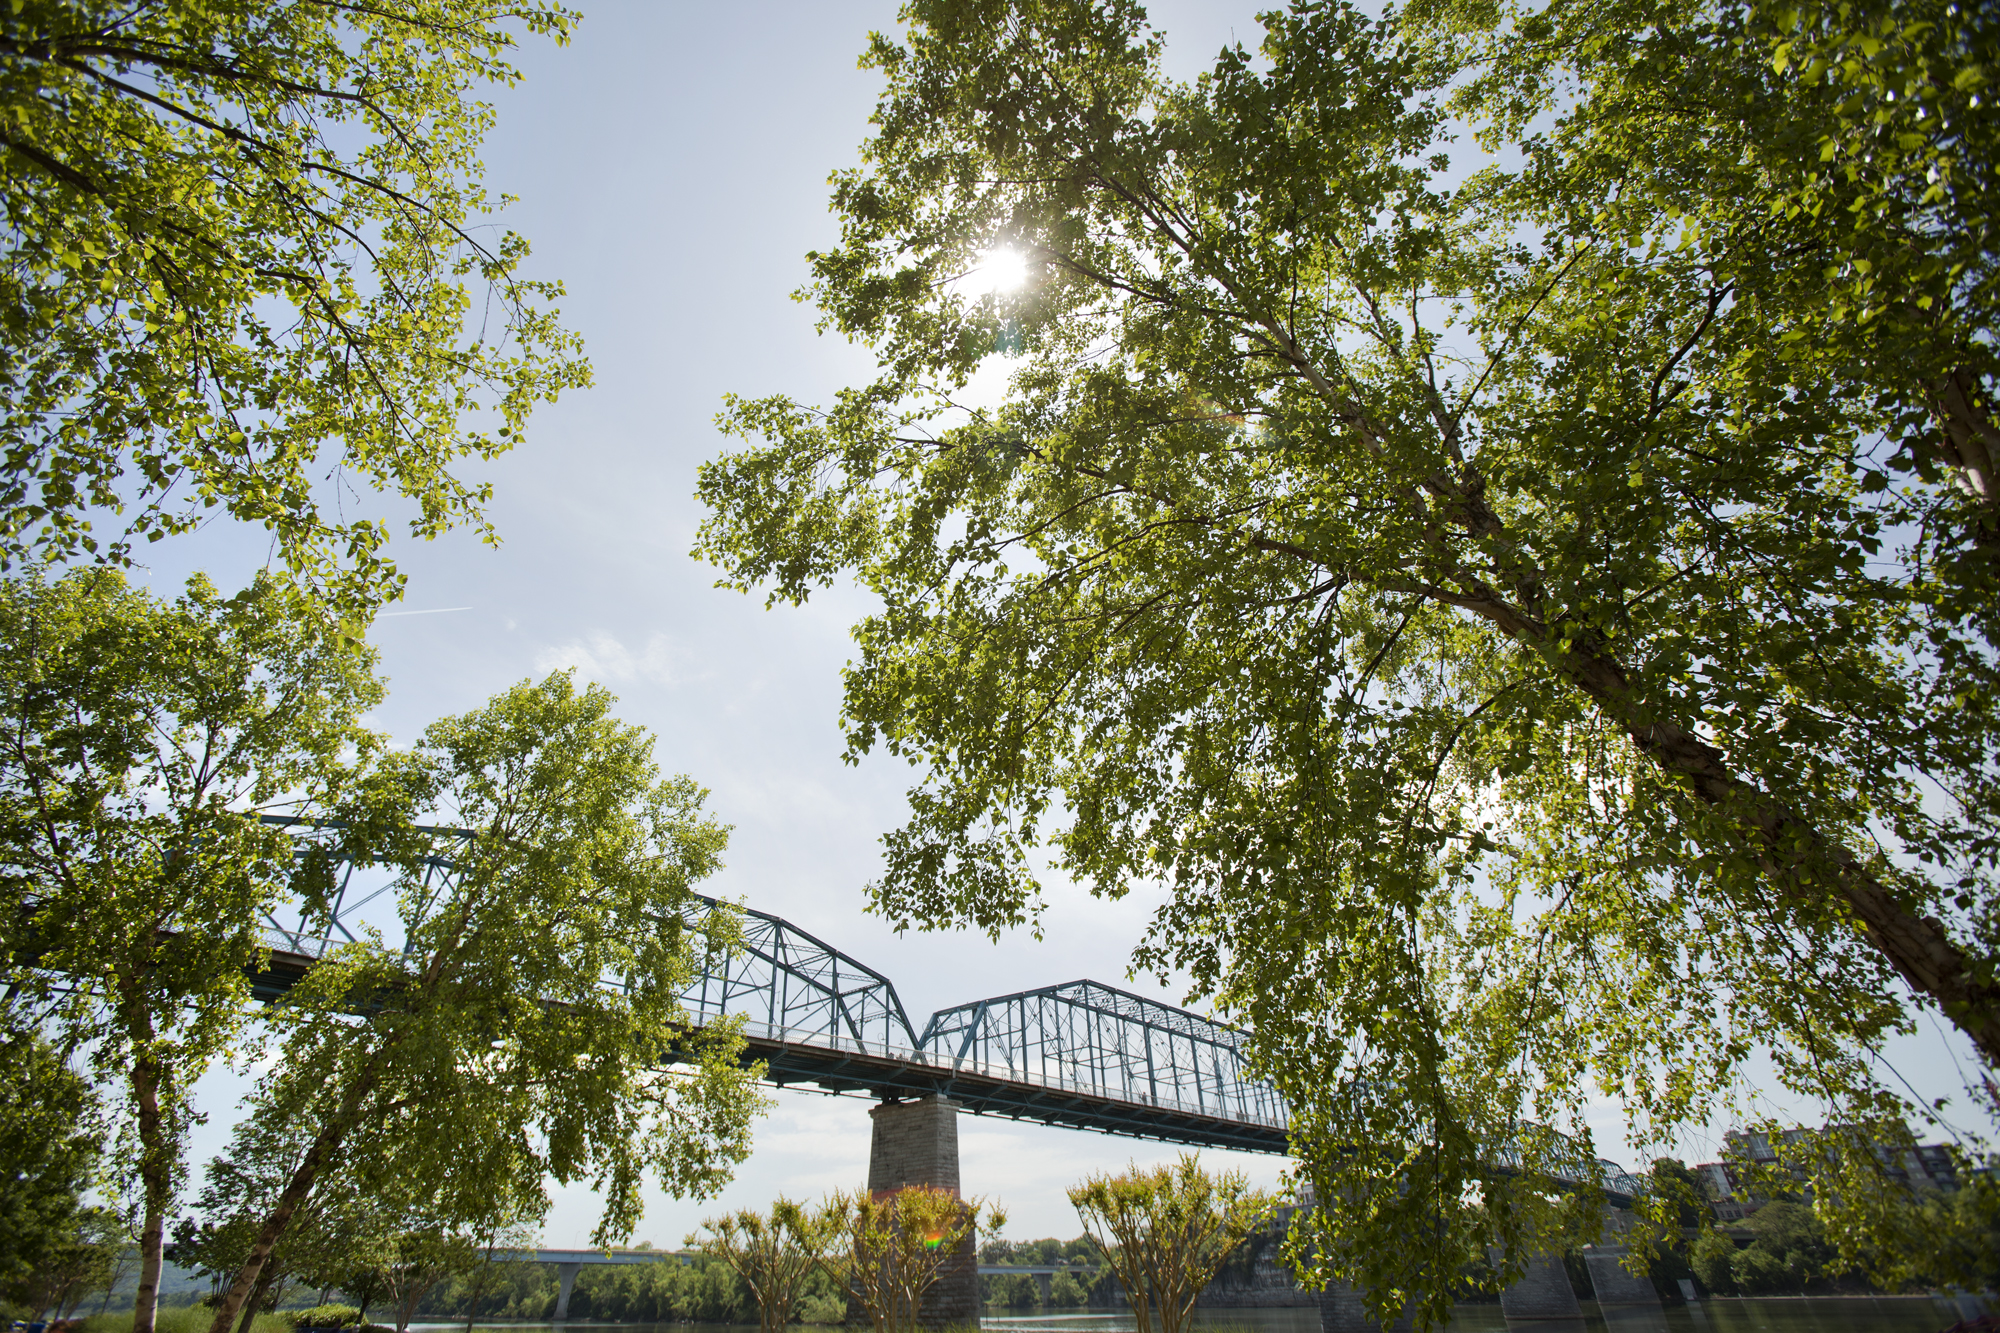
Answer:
918;980;1287;1133
241;819;1637;1195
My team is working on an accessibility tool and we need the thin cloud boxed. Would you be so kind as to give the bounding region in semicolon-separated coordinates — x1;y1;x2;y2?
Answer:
535;631;690;688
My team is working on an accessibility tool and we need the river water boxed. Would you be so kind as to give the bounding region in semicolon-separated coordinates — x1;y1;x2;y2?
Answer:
419;1296;1980;1333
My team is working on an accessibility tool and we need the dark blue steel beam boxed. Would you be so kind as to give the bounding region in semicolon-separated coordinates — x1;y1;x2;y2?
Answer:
743;1034;1288;1153
237;820;1638;1195
243;819;1292;1149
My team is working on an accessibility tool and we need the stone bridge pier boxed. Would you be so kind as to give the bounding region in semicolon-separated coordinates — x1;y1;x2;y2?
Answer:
867;1094;979;1329
1319;1236;1666;1331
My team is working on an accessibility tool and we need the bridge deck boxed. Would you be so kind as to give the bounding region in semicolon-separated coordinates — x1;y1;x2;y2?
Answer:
245;821;1639;1198
741;1028;1287;1153
250;953;1286;1152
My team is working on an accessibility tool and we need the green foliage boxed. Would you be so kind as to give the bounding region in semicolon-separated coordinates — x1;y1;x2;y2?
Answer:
1722;1121;1997;1290
1068;1155;1271;1333
1682;1192;1973;1297
977;1236;1109;1309
406;1255;757;1324
172;1114;357;1324
79;1307;291;1333
0;1028;101;1299
372;1224;488;1333
693;0;2000;1323
1689;1228;1738;1296
1644;1159;1714;1230
203;671;767;1333
0;567;382;1330
0;0;591;615
823;1187;1000;1333
795;1282;849;1325
690;1197;839;1333
1681;1199;1869;1296
1735;1202;1833;1293
4;1206;127;1319
1434;0;1999;611
1617;1158;1709;1291
1925;1177;2000;1290
1048;1270;1093;1309
283;1307;358;1329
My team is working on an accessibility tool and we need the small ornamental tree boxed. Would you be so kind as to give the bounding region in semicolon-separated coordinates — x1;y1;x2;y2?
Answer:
0;568;381;1333
821;1187;1001;1333
1069;1156;1271;1333
690;1197;838;1333
202;671;768;1333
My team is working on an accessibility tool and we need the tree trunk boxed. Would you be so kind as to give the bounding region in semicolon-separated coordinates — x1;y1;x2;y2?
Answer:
236;1265;277;1333
129;1043;170;1333
1927;366;2000;538
1435;580;2000;1065
206;1059;382;1333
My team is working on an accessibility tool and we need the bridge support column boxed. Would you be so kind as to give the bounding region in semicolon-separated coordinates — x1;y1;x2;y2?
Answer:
1036;1272;1051;1307
553;1262;582;1321
867;1096;977;1328
1582;1247;1660;1307
1494;1247;1582;1321
1318;1282;1410;1333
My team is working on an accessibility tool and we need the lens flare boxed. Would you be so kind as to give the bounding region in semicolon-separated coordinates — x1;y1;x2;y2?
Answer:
958;248;1029;299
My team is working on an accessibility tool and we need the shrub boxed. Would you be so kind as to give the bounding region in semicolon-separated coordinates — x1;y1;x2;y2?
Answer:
797;1292;846;1325
1689;1230;1737;1296
287;1305;360;1329
1731;1245;1792;1294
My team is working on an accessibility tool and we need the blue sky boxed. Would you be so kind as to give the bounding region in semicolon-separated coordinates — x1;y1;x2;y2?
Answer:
148;0;1991;1249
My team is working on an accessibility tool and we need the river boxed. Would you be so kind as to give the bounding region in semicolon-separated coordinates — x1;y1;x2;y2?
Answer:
415;1295;1981;1333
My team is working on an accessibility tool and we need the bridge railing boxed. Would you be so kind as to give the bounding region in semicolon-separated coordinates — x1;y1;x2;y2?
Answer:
245;822;1637;1191
732;1016;1290;1130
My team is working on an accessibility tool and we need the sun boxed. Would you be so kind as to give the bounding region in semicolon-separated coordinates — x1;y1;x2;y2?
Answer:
956;247;1029;299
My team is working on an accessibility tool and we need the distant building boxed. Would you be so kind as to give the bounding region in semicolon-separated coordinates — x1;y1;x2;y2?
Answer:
1691;1124;1975;1222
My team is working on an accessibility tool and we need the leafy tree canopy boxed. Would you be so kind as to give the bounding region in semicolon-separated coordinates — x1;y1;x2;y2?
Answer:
0;1029;101;1301
3;1204;127;1319
0;0;591;615
0;566;383;1333
203;672;768;1333
693;0;1997;1322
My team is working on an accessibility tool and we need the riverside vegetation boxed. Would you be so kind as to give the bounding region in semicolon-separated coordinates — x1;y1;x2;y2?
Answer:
5;0;1999;1328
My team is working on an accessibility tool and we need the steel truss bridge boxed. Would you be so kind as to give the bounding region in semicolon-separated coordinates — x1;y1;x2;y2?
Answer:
248;819;1640;1199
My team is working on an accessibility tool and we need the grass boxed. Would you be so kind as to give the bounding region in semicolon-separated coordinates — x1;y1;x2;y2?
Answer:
77;1308;293;1333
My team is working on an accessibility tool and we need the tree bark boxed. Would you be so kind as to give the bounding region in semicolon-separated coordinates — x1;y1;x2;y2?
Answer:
1424;577;2000;1066
235;1265;276;1333
128;1035;169;1333
205;1062;382;1333
1927;367;2000;538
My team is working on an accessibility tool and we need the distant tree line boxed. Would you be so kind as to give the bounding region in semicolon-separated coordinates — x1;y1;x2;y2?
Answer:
402;1255;803;1326
977;1237;1115;1308
1556;1160;2000;1302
